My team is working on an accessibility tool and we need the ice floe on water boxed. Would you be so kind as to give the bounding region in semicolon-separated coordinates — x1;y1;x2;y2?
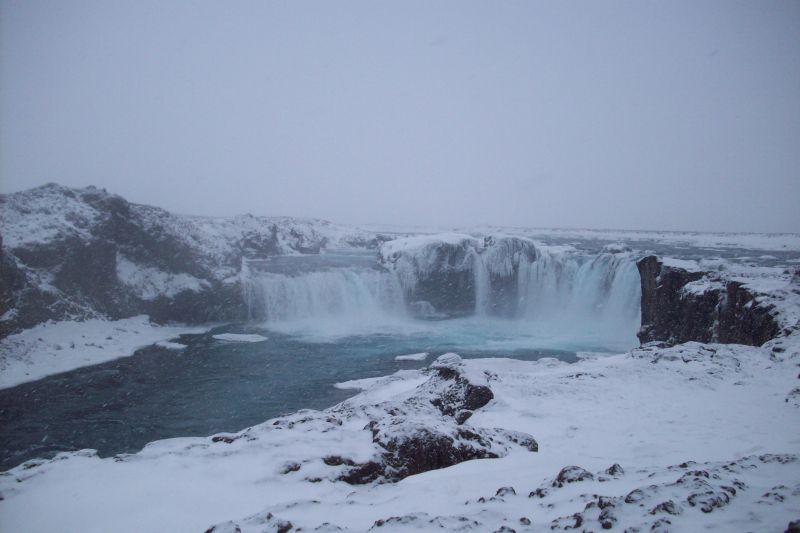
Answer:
211;333;268;343
395;352;429;361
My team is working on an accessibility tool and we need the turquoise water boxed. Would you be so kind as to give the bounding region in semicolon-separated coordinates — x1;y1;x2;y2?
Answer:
0;321;583;470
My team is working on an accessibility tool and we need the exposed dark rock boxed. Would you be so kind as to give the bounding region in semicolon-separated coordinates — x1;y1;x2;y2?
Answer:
529;487;548;498
280;462;301;474
786;519;800;533
211;434;239;444
650;500;681;515
322;456;356;467
495;486;516;497
637;256;780;346
333;356;535;484
553;465;594;487
204;521;242;533
599;505;618;529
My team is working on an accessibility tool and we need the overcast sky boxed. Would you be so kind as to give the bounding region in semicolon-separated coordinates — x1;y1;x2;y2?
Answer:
1;1;798;232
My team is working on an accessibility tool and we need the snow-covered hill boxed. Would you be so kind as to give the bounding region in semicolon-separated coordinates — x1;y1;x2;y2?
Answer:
0;183;386;337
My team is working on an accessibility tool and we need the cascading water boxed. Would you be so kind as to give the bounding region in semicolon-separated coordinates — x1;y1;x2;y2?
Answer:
472;248;491;316
514;251;641;341
242;238;642;350
242;258;406;323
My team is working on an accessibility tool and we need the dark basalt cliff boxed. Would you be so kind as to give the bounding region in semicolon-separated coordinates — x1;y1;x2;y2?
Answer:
637;256;780;346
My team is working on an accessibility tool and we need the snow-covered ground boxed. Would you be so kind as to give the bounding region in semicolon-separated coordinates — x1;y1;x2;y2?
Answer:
0;316;206;389
1;337;798;532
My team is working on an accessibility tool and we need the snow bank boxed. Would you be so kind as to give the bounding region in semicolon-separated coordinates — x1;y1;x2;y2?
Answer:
0;316;205;389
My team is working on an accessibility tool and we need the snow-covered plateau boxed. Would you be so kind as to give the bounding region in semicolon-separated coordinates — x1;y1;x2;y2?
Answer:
1;184;800;532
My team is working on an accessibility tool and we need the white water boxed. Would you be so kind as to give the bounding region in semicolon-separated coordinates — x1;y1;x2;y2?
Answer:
245;267;405;322
242;247;642;351
514;251;641;339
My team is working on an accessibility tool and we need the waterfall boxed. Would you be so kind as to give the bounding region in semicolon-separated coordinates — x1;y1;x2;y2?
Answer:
516;251;641;334
243;266;406;322
242;239;641;347
472;249;490;316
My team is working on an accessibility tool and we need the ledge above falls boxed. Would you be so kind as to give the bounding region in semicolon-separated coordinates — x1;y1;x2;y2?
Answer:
635;255;799;347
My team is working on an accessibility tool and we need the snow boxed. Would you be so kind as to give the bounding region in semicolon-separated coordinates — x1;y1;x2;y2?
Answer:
394;352;429;361
661;257;702;271
379;233;479;258
1;338;798;532
116;253;209;300
0;316;205;389
0;183;101;248
479;226;800;253
211;333;268;343
364;224;800;253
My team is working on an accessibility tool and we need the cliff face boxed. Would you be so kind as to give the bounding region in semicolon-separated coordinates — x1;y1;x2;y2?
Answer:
0;184;379;337
636;256;780;346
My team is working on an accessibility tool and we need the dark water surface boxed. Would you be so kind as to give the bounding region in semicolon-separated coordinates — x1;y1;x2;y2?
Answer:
0;325;575;470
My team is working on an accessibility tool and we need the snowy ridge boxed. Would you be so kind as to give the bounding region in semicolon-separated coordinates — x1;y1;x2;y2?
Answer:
0;183;102;248
1;341;798;532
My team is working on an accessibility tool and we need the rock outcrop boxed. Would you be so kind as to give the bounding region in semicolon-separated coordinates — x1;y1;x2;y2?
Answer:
334;353;536;484
637;256;780;346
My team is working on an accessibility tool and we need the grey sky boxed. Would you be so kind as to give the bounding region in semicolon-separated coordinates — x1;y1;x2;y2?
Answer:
1;1;798;232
